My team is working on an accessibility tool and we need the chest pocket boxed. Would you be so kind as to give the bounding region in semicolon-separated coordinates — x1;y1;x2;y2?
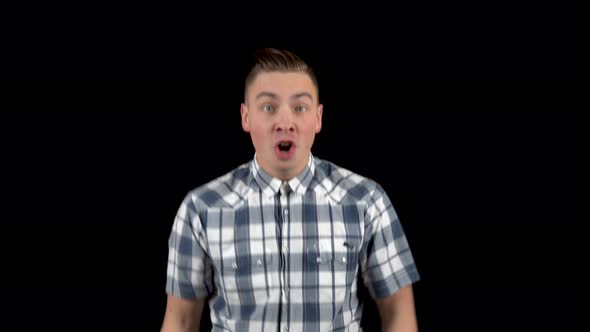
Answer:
305;238;361;305
307;238;360;269
221;254;273;307
304;200;364;306
208;206;275;310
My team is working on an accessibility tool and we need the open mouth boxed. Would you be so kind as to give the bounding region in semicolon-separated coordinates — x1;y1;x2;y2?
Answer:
278;141;293;152
275;140;295;158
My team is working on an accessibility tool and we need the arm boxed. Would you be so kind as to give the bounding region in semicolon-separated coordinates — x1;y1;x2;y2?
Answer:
375;285;418;332
161;295;206;332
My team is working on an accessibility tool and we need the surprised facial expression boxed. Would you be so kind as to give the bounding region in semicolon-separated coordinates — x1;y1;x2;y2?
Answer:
241;71;323;180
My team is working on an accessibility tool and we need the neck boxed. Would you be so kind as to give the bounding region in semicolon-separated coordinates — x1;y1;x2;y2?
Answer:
256;152;310;181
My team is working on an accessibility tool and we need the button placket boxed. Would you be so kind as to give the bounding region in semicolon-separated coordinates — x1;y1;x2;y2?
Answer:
285;188;292;317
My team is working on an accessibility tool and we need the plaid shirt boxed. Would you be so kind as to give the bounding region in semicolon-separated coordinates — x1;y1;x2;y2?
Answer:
166;155;420;331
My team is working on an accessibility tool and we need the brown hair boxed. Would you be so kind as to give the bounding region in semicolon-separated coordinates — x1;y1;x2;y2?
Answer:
244;48;319;99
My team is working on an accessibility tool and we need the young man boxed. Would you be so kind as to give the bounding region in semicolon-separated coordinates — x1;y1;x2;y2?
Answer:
161;48;420;332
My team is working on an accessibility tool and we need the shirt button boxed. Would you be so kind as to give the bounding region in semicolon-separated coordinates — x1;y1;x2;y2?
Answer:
283;209;289;216
283;327;289;332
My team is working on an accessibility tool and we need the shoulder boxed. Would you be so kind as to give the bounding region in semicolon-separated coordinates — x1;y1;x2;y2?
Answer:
314;157;383;204
183;161;252;209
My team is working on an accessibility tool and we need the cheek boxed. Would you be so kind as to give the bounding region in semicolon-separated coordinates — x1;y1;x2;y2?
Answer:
249;125;270;145
302;122;319;136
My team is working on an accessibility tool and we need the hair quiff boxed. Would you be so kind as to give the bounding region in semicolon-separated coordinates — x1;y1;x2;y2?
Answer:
244;48;319;99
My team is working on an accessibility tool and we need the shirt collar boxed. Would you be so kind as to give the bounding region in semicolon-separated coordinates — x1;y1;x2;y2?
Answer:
250;154;316;196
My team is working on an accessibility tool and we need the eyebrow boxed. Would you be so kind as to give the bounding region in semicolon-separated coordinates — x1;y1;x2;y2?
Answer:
255;91;314;102
255;92;279;100
291;92;314;102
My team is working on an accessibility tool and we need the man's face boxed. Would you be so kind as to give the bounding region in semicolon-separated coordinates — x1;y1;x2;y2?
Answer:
241;71;323;180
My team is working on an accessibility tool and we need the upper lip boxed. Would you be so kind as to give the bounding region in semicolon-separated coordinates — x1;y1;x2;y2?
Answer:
275;139;295;146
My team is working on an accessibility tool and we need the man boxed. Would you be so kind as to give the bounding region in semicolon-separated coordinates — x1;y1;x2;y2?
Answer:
161;48;420;331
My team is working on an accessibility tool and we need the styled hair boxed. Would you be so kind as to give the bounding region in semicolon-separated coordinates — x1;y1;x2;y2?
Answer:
244;48;319;99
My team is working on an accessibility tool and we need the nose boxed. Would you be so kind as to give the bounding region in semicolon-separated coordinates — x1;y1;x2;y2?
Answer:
274;108;295;133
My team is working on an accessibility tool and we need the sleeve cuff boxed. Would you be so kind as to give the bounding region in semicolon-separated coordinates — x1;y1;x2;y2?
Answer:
367;263;420;299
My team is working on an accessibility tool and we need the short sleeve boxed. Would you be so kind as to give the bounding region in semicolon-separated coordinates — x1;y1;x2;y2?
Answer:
165;193;213;299
360;184;420;299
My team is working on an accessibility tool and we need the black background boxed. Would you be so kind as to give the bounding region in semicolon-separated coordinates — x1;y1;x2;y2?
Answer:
2;4;590;332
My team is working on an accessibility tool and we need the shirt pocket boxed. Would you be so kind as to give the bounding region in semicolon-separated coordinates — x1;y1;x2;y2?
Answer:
221;254;273;306
321;239;360;274
305;239;360;304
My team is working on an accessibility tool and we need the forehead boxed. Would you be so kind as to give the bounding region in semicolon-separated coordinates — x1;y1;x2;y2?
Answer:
247;72;317;101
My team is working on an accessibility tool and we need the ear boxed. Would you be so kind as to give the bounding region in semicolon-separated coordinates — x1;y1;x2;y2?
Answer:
315;104;323;133
241;103;250;132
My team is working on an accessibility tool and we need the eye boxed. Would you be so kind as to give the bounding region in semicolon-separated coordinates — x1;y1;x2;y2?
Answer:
295;105;307;113
262;104;275;112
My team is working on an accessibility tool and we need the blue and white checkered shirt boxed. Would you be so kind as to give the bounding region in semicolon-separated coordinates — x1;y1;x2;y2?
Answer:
166;155;420;331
